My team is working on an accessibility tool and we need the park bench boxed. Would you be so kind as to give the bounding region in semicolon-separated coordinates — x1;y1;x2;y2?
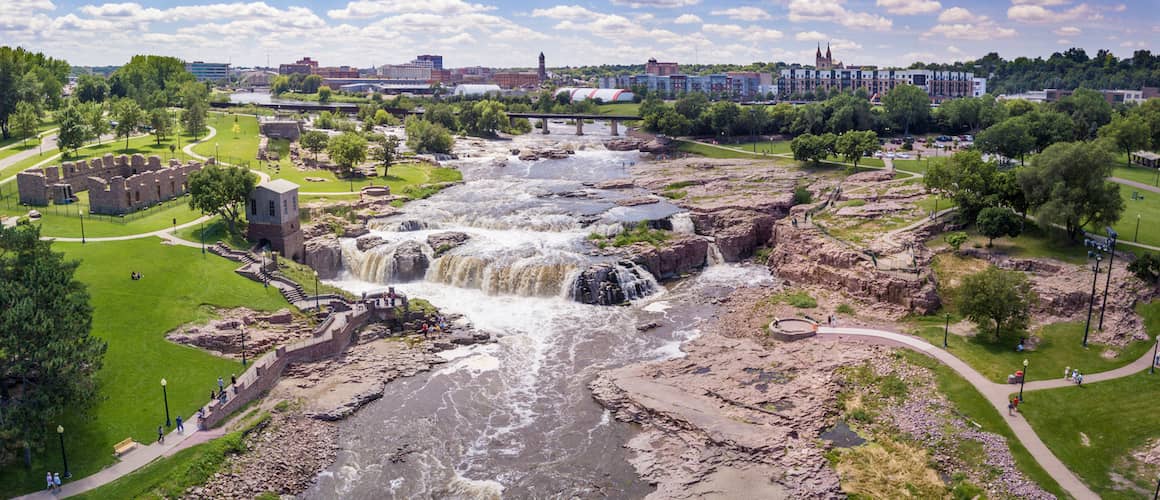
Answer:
113;438;137;456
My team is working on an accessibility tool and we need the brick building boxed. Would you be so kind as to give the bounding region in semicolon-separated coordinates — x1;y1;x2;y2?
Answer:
246;179;304;261
16;154;205;215
493;72;541;89
278;57;318;75
645;58;679;76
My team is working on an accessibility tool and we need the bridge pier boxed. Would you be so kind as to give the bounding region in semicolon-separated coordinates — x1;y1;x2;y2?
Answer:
541;117;550;135
609;119;619;136
575;119;584;136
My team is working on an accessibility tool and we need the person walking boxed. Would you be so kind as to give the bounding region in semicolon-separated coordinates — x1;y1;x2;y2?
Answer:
1064;366;1070;380
217;376;224;393
176;415;184;433
230;374;237;386
1008;399;1015;415
46;472;53;491
53;472;62;492
157;425;165;444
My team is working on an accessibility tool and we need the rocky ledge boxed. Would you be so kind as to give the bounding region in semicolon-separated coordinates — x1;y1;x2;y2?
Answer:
167;307;311;359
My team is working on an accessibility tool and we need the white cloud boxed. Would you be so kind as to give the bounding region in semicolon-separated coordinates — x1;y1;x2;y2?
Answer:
702;23;783;42
947;45;962;54
326;0;494;20
710;6;772;20
1053;26;1081;36
610;0;699;7
674;14;702;24
925;22;1017;40
1056;38;1072;44
795;30;828;41
937;7;980;23
876;0;942;15
788;0;892;31
531;5;597;19
1010;0;1070;5
9;0;55;10
1111;4;1126;12
1007;3;1099;23
903;51;937;61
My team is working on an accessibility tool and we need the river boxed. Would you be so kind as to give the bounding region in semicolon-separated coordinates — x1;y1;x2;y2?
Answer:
303;122;772;499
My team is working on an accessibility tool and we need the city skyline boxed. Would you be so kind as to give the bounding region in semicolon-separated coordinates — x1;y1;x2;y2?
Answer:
2;0;1155;69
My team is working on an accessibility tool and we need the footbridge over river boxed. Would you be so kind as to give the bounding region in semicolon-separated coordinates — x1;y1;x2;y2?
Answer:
212;101;640;136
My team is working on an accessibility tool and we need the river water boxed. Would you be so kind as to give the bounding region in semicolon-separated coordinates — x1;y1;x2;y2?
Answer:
303;122;772;499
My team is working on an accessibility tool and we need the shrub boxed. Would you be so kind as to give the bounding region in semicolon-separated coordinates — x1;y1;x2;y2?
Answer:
1129;253;1160;284
793;187;813;205
837;303;855;315
944;231;969;253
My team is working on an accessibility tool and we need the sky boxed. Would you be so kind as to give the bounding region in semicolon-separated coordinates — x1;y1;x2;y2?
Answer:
1;0;1156;69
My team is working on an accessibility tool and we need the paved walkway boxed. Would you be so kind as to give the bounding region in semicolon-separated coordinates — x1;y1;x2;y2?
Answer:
13;423;225;500
815;326;1158;499
1108;177;1160;195
183;124;271;184
44;215;212;246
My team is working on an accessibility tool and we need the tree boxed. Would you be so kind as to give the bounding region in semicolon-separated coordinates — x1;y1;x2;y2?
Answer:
302;75;323;94
317;86;332;104
653;108;693;137
975;117;1034;164
75;74;109;103
976;207;1023;246
957;267;1036;339
149;107;172;145
404;116;454;154
1022;110;1074;153
834;130;878;169
182;100;207;138
112;99;143;151
300;130;329;161
463;100;507;136
327;131;367;176
945;232;969;253
314;111;336;130
271;75;290;95
705;101;742;136
0;46;69;139
1018;141;1123;240
56;104;87;156
791;133;836;165
0;224;106;464
108;55;194;108
370;134;400;175
923;150;1002;221
1128;253;1160;284
187;164;256;234
80;101;108;145
1054;88;1112;140
882;84;930;135
11;101;39;146
1098;113;1151;159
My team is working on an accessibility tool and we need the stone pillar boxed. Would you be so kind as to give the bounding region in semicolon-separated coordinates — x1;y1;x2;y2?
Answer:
610;120;619;136
541;117;550;135
576;119;584;136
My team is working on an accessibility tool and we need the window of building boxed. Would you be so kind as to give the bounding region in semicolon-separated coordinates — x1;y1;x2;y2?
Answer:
250;198;257;215
268;200;276;217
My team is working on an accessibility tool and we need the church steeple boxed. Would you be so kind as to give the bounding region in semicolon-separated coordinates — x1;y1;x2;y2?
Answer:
816;43;822;59
826;43;831;59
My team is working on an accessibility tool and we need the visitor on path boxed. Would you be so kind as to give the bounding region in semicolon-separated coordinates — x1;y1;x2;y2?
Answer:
1008;399;1015;415
210;390;215;401
1076;373;1084;386
53;472;61;491
176;415;184;433
157;425;165;444
217;376;225;392
231;374;237;386
46;472;53;491
1065;366;1071;380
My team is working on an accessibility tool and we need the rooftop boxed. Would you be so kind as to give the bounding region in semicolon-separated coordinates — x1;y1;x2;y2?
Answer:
258;179;299;194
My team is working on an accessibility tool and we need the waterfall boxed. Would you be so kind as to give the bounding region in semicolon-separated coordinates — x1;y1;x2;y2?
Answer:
427;253;583;298
671;213;696;235
342;239;434;283
570;261;660;305
706;242;725;266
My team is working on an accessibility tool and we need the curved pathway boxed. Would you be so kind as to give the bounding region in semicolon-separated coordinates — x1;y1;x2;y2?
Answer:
815;326;1157;499
44;215;213;247
183;124;271;184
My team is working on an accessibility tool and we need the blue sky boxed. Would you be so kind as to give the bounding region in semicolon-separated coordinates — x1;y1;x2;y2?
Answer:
2;0;1155;69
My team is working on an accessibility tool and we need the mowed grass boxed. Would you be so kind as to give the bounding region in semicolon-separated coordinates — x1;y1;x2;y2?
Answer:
721;140;793;155
927;224;1089;265
1098;183;1160;247
899;350;1066;497
1020;370;1160;498
191;112;260;167
0;239;288;497
0;188;203;238
0;132;196;183
597;102;641;116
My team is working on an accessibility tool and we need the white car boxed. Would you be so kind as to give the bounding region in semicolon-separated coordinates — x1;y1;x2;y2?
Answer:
885;152;896;158
897;153;910;159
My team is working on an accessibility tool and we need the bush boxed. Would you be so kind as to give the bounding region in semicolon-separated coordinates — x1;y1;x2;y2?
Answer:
404;116;454;154
837;303;855;315
770;289;817;308
944;231;969;253
792;187;813;205
1129;253;1160;284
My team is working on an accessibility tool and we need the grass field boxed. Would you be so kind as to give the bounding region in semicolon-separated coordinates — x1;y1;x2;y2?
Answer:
1111;165;1159;187
0;188;203;238
191;112;260;168
722;140;793;155
1099;183;1160;247
1021;370;1160;498
0;239;288;497
928;224;1089;264
899;351;1066;497
597;102;641;116
0;132;197;183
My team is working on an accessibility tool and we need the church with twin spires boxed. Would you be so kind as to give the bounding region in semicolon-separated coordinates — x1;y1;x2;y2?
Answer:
816;43;843;71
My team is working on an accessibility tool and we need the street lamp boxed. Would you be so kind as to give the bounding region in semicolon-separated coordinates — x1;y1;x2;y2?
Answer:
200;220;205;255
1136;214;1142;243
56;425;70;478
1083;250;1101;347
160;378;171;427
1019;359;1029;402
313;270;319;311
78;208;86;244
1152;339;1158;375
215;142;219;160
1099;227;1118;330
240;324;247;366
943;313;950;348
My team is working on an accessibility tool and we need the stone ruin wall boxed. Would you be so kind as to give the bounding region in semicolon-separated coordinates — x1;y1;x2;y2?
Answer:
16;153;210;215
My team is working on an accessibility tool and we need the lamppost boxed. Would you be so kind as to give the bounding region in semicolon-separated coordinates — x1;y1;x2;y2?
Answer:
261;251;268;288
943;313;950;348
200;220;205;255
1099;227;1118;330
240;324;247;366
56;425;70;478
1152;339;1158;375
78;208;85;244
1136;214;1142;242
1019;359;1029;402
313;270;320;311
215;142;219;160
1083;250;1101;347
160;378;171;427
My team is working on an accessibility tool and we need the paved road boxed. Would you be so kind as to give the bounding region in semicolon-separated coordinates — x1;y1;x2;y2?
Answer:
815;326;1150;499
0;133;59;183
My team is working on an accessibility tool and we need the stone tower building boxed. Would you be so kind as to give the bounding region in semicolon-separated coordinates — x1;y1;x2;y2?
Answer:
538;52;547;82
246;179;304;261
815;43;843;71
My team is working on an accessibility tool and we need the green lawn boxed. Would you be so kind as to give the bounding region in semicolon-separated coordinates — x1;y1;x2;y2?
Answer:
597;102;641;116
1021;370;1160;498
0;190;203;238
1100;183;1160;247
0;239;288;497
675;140;767;159
1111;164;1159;187
191;112;261;168
174;217;250;250
929;225;1089;265
915;194;957;214
0;121;57;152
722;140;793;155
899;351;1066;497
0;132;198;183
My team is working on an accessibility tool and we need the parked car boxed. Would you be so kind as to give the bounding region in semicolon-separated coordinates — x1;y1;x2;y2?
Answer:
886;152;896;158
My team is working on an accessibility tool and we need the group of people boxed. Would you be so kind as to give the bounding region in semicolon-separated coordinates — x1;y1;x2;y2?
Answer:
129;271;144;280
1065;366;1085;385
419;315;450;337
1008;397;1020;415
44;472;63;492
209;375;237;405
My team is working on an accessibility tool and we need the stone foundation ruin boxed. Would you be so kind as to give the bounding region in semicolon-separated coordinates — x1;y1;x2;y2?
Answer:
16;153;208;215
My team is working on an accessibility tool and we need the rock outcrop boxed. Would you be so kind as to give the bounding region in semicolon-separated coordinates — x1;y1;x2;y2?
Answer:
427;232;470;257
305;235;343;279
571;261;657;305
390;241;430;282
693;209;776;261
626;235;710;280
604;138;646;151
355;234;385;251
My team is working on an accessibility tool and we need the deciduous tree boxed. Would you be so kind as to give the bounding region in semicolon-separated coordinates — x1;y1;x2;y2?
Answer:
370;134;400;176
882;84;930;135
976;207;1023;246
56;104;87;156
834;130;878;169
187;164;256;234
957;267;1036;339
112;99;143;151
149;107;171;145
11;101;39;146
299;130;329;161
327;131;367;176
1018;141;1123;240
1098;113;1151;159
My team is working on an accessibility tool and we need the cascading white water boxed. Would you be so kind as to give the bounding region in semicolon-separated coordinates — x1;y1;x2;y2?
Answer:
671;213;696;234
706;241;726;266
